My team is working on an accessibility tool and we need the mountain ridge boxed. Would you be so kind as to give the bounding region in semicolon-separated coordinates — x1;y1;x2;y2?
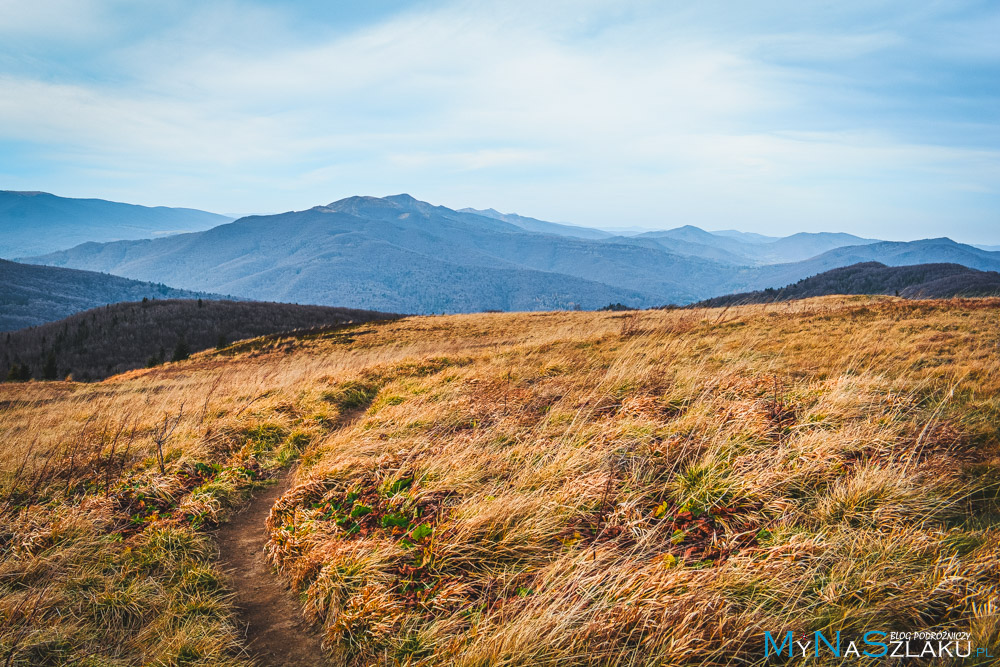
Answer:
458;206;614;239
0;190;232;257
15;194;1000;315
725;238;1000;294
25;196;725;310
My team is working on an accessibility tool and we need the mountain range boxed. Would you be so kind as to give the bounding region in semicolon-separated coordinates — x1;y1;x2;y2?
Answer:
25;195;706;311
628;226;881;265
9;192;1000;319
695;262;1000;307
722;238;1000;295
0;190;231;257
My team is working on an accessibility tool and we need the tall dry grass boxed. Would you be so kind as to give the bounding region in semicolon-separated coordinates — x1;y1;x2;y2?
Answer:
1;298;998;665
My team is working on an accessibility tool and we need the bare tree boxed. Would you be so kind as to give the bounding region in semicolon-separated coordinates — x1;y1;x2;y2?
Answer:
152;404;184;475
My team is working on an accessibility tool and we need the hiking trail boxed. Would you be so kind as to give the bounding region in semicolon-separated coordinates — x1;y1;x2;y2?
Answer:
215;468;327;666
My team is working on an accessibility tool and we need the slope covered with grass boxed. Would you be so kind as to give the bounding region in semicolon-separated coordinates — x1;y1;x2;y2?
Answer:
1;298;998;665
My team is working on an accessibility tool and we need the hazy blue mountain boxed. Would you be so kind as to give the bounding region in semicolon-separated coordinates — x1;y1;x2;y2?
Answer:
696;262;1000;307
458;207;614;240
635;226;879;264
23;194;1000;313
0;190;232;257
635;226;759;261
29;195;710;311
759;232;880;263
790;238;1000;273
975;244;1000;252
609;234;750;265
597;225;657;235
0;259;223;331
710;229;779;244
638;224;739;246
719;238;1000;294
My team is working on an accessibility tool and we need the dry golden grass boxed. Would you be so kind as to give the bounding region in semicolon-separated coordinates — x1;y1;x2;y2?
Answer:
2;296;999;665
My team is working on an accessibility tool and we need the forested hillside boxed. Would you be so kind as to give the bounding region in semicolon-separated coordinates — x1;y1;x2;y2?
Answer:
1;299;396;381
0;259;223;330
696;262;1000;307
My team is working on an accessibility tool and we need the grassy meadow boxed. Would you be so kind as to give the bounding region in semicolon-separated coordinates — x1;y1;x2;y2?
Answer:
1;296;998;665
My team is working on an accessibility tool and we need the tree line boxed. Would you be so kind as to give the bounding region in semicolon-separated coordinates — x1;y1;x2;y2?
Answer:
2;298;396;382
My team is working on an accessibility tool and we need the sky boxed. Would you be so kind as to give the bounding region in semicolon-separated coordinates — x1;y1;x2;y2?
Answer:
1;0;998;243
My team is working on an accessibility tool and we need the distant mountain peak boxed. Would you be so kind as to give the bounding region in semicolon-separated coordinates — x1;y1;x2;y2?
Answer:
326;195;391;208
638;225;717;242
781;231;871;241
326;193;437;213
385;193;418;204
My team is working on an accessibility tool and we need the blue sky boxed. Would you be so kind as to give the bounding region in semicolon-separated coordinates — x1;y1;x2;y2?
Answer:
1;0;998;242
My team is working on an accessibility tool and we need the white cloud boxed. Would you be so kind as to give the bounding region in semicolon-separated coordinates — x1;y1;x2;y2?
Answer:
0;0;108;40
0;0;997;242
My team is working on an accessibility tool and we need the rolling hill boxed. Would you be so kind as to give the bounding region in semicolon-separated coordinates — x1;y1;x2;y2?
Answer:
0;190;232;257
1;299;396;381
0;259;225;331
694;261;1000;307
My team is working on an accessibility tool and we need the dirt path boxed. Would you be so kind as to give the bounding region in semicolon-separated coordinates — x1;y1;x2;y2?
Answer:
215;468;328;666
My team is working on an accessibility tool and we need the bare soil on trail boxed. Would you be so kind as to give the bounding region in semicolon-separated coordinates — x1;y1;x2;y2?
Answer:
215;468;328;666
